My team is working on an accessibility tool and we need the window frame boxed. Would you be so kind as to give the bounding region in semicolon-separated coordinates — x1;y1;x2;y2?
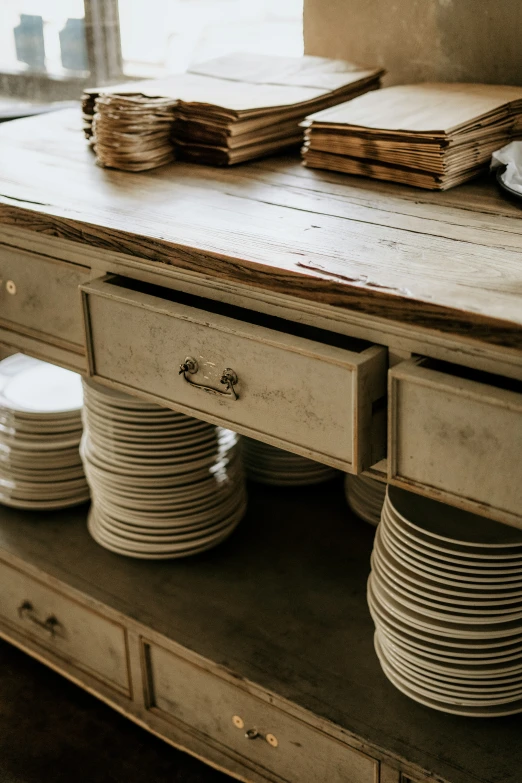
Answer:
0;0;124;101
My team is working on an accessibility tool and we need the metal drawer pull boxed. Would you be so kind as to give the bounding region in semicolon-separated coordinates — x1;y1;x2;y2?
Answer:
18;600;61;637
179;357;239;400
232;717;278;747
244;728;278;747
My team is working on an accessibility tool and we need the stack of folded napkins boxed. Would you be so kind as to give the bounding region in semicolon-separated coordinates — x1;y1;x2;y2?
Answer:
92;93;177;172
83;53;384;170
302;83;522;190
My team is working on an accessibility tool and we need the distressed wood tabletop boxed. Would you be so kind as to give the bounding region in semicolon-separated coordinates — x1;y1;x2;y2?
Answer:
0;109;521;348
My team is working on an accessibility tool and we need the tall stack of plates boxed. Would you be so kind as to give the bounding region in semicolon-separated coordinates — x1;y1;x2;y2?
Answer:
344;474;386;526
369;485;522;717
81;379;246;559
242;437;339;486
0;354;89;510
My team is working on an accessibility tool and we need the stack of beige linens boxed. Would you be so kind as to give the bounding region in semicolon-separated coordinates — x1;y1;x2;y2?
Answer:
83;52;383;170
302;83;522;189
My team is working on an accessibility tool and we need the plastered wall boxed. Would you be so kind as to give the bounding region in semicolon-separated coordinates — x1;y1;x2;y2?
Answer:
304;0;522;85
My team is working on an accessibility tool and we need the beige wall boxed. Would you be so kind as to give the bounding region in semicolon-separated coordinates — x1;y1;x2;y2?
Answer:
304;0;522;85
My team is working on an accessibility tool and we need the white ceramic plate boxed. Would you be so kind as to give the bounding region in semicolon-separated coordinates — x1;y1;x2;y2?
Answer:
97;501;245;543
368;574;522;638
0;491;90;510
88;502;244;559
0;360;83;414
387;486;522;549
384;504;522;564
93;504;244;553
372;553;522;613
377;632;522;690
371;566;522;625
95;487;245;528
83;401;213;431
376;632;522;690
368;584;522;657
372;613;522;668
377;525;522;590
379;522;522;581
373;531;522;599
82;451;241;488
375;647;522;717
2;465;86;482
84;458;242;498
375;634;522;707
88;483;241;516
81;438;238;477
87;427;235;458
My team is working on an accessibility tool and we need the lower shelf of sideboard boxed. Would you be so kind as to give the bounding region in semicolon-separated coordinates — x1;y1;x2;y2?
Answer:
0;480;519;783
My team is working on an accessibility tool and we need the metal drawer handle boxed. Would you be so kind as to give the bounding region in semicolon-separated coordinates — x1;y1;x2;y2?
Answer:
244;728;278;747
179;357;239;400
232;717;279;748
18;600;61;637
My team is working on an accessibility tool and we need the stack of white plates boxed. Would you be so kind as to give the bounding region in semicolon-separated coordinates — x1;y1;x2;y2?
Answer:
81;379;246;559
369;485;522;717
344;474;386;526
0;354;89;510
242;437;339;486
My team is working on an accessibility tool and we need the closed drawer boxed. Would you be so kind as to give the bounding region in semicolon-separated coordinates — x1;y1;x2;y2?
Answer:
0;245;89;352
0;558;130;695
142;640;379;783
389;358;522;527
81;276;387;471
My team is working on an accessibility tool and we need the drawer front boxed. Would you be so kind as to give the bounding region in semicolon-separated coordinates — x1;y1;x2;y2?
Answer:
389;359;522;527
81;276;387;471
0;245;90;351
0;558;130;695
143;641;378;783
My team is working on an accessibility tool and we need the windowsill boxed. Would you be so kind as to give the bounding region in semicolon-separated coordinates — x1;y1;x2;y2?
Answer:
0;97;79;122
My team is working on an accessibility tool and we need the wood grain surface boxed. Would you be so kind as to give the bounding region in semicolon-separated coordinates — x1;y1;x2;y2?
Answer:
0;110;521;348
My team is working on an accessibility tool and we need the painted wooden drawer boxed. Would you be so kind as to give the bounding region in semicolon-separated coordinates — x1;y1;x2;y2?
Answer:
81;275;387;472
0;245;90;358
388;358;522;527
142;640;379;783
0;558;130;695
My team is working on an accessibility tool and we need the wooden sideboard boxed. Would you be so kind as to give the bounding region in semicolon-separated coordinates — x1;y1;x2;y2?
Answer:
0;109;521;783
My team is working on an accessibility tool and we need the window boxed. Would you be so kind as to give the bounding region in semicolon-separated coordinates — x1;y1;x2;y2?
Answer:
119;0;304;78
0;0;303;103
1;0;87;77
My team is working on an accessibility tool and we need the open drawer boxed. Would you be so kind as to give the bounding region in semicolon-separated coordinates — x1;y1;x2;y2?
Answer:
81;275;387;472
0;245;90;362
388;358;522;527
